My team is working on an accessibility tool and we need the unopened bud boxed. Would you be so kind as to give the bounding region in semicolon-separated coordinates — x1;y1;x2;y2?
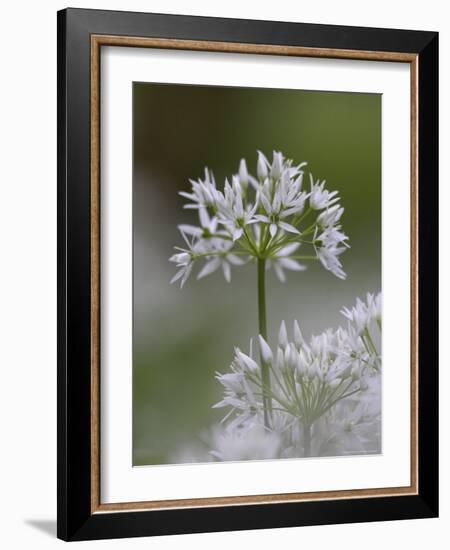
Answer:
271;151;283;180
293;320;305;349
278;321;288;350
257;151;269;180
238;158;249;187
258;335;273;364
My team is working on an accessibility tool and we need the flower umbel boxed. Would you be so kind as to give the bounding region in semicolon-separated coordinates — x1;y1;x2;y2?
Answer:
213;292;382;458
170;151;350;286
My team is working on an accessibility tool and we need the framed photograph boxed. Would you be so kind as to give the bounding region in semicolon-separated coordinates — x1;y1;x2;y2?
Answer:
57;8;438;541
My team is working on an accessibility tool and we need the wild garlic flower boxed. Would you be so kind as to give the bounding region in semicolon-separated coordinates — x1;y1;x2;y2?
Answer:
340;292;382;371
312;204;349;280
168;229;199;288
213;292;382;458
309;174;340;210
341;292;381;332
216;176;259;241
179;168;220;209
170;150;350;286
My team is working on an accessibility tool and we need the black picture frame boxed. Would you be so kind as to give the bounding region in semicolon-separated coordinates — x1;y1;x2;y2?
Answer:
57;7;438;541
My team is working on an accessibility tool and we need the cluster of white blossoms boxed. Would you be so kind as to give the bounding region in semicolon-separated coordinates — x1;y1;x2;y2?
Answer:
170;151;349;287
168;151;381;464
211;292;381;460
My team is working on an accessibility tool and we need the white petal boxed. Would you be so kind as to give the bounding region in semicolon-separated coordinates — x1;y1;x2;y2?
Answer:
248;175;260;190
248;200;259;217
279;258;306;271
278;321;288;349
282;205;304;217
273;263;286;282
170;268;185;284
232;228;244;241
197;258;220;279
237;351;259;372
179;191;196;201
270;224;278;237
227;254;246;266
258;191;272;214
211;399;229;409
177;224;202;237
210;217;219;233
293;321;305;348
222;261;231;282
179;229;192;247
277;242;301;257
198;207;210;227
180;264;193;288
278;221;300;234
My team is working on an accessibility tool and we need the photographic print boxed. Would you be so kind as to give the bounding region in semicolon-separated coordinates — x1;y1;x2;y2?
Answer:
133;82;382;466
58;10;438;539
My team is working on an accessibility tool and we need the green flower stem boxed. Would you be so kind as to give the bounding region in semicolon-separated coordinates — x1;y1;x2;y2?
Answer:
257;258;272;428
257;258;267;338
261;225;273;252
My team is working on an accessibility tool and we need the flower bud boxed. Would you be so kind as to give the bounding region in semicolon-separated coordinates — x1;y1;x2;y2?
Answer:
236;350;259;373
170;252;190;264
293;320;305;349
276;347;284;370
271;151;283;180
297;350;308;376
258;335;273;364
257;151;269;180
278;321;288;350
287;345;299;371
238;158;249;188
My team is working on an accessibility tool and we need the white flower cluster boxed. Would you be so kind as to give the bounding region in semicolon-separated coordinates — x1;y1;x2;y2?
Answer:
211;292;381;460
170;151;349;286
167;151;381;464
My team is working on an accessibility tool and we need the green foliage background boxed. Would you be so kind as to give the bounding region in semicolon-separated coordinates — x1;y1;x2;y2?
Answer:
133;83;381;465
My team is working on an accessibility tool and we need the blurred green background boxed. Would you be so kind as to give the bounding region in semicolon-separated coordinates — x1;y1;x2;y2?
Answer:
133;82;381;465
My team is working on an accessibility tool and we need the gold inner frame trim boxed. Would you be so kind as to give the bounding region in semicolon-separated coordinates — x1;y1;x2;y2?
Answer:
90;34;419;514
